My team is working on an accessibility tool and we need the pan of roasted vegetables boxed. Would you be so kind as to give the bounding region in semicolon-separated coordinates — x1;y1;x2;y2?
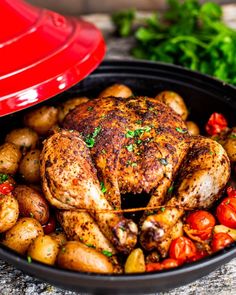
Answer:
1;59;236;294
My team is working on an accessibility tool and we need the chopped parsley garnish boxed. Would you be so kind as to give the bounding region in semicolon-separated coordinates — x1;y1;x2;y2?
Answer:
0;173;8;184
136;139;142;145
85;126;102;148
135;120;142;125
100;182;107;193
87;106;94;111
27;256;32;264
168;186;174;194
131;162;137;167
61;247;66;253
101;149;107;154
29;212;34;218
229;134;236;139
102;250;113;257
176;127;188;134
86;243;96;248
159;158;168;166
160;207;165;212
126;130;135;138
126;144;134;152
125;126;152;138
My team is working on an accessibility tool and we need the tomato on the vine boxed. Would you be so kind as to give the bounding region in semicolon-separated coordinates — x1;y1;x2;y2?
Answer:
186;210;216;240
211;232;234;252
169;236;197;264
216;196;236;229
205;112;228;135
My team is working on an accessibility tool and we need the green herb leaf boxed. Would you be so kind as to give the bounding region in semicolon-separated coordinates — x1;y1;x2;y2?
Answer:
168;186;174;194
102;250;113;257
27;256;32;264
126;144;134;152
0;173;8;184
176;127;188;134
85;126;102;148
87;106;94;111
86;244;96;248
160;207;165;212
100;182;107;193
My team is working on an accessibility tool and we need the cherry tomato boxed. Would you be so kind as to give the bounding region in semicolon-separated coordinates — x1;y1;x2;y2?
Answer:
0;182;14;195
188;250;208;262
211;232;234;252
42;215;56;234
161;258;180;269
205;112;227;135
216;197;236;229
169;236;197;264
146;259;180;272
146;262;163;272
186;210;216;240
227;187;236;198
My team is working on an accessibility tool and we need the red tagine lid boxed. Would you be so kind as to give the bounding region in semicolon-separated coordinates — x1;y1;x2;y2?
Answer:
0;0;106;116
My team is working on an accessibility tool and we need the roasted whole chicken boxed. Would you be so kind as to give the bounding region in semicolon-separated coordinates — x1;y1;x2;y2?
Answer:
40;95;230;256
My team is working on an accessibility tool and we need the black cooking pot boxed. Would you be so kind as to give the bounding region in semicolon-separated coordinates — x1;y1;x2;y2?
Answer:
1;60;236;294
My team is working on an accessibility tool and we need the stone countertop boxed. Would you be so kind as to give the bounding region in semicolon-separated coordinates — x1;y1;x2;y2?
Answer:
1;4;236;295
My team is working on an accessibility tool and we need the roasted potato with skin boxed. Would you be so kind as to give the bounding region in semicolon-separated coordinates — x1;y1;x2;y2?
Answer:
18;149;41;183
49;232;67;248
24;106;58;135
0;194;19;233
0;143;21;175
58;97;89;123
124;248;145;273
155;91;188;120
5;128;38;154
27;235;59;265
99;83;133;98
14;185;49;225
186;121;200;136
222;133;236;162
2;217;43;254
57;241;114;273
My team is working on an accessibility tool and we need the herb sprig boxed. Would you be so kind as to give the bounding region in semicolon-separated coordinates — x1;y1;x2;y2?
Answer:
112;0;236;86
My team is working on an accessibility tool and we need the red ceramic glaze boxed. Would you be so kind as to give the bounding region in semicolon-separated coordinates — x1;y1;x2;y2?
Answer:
0;0;106;117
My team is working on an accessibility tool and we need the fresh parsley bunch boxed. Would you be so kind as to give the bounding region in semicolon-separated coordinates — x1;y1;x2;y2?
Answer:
112;0;236;85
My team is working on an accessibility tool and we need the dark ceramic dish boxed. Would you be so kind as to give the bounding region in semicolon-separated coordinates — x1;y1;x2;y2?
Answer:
1;60;236;294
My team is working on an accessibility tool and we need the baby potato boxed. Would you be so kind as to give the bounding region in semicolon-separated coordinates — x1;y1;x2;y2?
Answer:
27;235;59;265
58;97;89;123
155;91;188;120
186;121;200;136
5;128;38;154
57;241;114;273
0;194;19;233
24;106;58;135
2;217;43;254
49;232;67;248
14;185;49;225
124;248;145;274
223;137;236;162
99;84;133;98
19;149;41;183
0;143;22;175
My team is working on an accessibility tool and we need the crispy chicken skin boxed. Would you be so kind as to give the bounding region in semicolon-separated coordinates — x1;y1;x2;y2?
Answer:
140;136;230;251
40;130;138;253
57;210;116;254
40;96;230;256
63;96;189;209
